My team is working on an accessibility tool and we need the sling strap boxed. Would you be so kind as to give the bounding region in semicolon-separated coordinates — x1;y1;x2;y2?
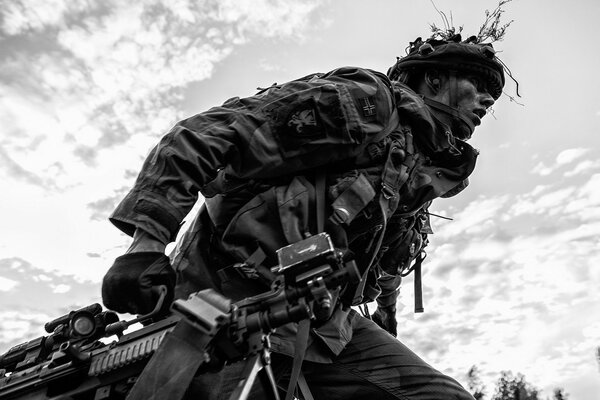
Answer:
126;319;219;400
297;370;315;400
284;317;311;400
315;168;327;233
282;169;328;400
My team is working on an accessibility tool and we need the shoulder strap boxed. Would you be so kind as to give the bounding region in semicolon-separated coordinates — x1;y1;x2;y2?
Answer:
315;168;327;234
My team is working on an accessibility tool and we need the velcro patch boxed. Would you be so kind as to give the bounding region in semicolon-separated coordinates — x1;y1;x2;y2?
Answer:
276;98;326;154
287;106;319;137
359;96;377;117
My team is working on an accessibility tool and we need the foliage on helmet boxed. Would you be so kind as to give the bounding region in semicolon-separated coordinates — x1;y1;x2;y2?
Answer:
388;1;515;101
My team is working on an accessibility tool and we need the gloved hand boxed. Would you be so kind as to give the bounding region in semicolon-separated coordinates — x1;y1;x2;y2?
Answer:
102;252;175;316
372;305;397;337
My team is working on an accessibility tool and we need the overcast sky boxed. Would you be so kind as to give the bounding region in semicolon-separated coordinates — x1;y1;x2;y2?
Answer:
1;0;599;398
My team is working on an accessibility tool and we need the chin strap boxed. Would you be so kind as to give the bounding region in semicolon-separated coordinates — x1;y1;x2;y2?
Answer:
422;97;475;139
424;69;476;140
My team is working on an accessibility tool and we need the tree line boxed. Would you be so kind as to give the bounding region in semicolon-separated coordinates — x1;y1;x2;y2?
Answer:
466;366;569;400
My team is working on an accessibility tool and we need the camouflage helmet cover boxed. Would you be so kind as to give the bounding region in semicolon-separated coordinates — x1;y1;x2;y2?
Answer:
388;35;505;100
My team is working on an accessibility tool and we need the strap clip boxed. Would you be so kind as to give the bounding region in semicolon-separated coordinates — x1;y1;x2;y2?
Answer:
381;183;396;200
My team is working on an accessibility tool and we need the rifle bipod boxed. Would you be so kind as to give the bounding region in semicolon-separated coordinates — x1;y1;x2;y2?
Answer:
227;335;315;400
228;339;279;400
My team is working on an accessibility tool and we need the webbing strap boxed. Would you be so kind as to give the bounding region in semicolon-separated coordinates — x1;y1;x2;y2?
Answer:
297;371;315;400
413;252;425;313
284;318;311;400
380;135;411;207
351;134;414;305
126;320;211;400
358;108;400;152
280;171;327;400
423;95;475;137
329;173;376;226
315;170;327;233
351;197;388;305
217;247;273;285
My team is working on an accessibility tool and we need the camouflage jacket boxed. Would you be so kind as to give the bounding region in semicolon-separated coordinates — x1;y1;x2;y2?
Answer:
110;67;478;361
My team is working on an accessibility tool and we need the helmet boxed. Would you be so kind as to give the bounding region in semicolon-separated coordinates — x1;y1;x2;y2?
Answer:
388;35;505;100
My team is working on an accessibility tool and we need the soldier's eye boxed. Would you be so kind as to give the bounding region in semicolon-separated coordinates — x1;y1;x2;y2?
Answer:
469;77;486;92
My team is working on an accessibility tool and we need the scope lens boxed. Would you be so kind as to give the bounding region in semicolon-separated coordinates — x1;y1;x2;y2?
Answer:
72;313;95;336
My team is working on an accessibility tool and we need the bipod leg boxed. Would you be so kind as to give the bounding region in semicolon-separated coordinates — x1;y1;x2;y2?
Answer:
227;348;280;400
227;354;262;400
257;349;279;400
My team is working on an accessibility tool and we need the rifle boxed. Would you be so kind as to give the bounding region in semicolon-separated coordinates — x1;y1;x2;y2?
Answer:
0;232;359;400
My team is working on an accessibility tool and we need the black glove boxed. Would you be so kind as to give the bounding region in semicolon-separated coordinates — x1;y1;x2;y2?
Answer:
102;252;175;315
372;305;397;337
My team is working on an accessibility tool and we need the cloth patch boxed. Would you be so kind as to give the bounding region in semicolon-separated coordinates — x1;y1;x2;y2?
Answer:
359;96;377;117
287;107;319;136
278;98;326;153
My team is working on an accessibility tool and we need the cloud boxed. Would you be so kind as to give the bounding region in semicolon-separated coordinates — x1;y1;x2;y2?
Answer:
0;0;324;192
51;283;71;293
0;310;50;345
0;0;328;355
0;0;73;35
0;145;46;188
87;187;132;221
0;276;19;291
0;257;102;349
564;159;600;177
531;161;554;176
556;148;589;165
0;0;327;285
530;147;594;177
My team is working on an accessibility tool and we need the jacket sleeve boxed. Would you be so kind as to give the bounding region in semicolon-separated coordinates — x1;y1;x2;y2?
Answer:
110;67;397;243
375;270;402;309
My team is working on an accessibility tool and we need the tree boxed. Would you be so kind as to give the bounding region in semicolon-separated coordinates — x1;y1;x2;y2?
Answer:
552;387;568;400
491;371;539;400
467;365;486;400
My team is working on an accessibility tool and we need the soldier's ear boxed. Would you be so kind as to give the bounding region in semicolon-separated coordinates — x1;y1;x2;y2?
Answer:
424;70;442;94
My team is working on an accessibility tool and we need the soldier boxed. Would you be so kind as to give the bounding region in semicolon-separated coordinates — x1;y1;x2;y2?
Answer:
102;31;505;399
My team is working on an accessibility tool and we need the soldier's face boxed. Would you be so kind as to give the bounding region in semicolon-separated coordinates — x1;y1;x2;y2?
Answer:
436;74;496;128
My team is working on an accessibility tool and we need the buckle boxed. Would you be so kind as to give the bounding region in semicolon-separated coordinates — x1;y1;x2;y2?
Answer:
331;207;351;224
233;263;260;280
381;183;396;200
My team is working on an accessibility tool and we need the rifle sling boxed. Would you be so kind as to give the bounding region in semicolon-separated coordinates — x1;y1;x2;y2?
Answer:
281;169;327;400
284;318;311;400
126;319;210;400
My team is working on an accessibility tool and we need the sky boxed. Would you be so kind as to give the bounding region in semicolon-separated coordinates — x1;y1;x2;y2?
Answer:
0;0;599;398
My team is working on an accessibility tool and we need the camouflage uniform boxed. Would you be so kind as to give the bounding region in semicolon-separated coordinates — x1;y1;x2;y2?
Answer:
110;65;480;399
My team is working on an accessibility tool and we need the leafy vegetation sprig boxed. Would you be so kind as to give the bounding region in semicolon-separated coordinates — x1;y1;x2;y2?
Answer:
429;0;513;44
476;0;514;43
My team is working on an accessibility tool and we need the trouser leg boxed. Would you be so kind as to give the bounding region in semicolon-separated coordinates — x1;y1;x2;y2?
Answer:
185;311;473;400
299;311;474;400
